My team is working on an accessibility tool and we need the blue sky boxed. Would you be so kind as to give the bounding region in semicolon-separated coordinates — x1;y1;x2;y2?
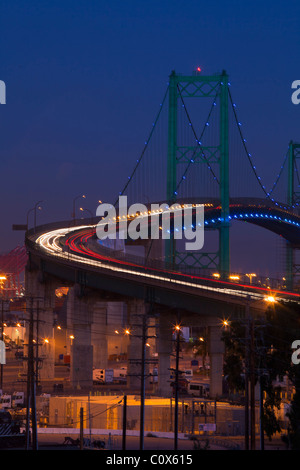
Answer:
1;0;299;276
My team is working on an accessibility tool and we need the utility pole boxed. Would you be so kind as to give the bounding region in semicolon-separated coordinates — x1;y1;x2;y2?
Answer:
249;315;256;450
0;300;4;390
245;297;256;450
35;300;40;391
174;324;181;450
127;298;156;451
258;323;266;451
80;407;84;450
244;308;250;450
140;314;146;451
25;297;39;450
122;395;127;450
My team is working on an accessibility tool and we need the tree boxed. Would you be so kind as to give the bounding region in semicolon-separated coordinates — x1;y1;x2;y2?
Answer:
222;301;300;442
222;320;246;396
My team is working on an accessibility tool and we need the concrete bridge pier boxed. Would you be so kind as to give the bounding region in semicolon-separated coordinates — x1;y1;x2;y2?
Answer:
25;269;58;380
157;312;173;397
209;323;225;398
175;312;225;398
91;301;108;370
66;285;93;389
91;301;128;369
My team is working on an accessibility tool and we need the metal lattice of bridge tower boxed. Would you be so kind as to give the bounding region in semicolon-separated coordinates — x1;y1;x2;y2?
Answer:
287;141;300;289
166;70;230;277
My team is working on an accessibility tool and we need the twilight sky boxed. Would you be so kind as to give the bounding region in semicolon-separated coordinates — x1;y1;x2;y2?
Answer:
0;0;299;277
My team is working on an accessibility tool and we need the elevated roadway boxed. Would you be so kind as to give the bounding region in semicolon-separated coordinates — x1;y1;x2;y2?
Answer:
25;197;300;313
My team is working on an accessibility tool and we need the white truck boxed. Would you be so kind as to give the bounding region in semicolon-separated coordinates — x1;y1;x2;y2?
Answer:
12;392;25;408
93;368;114;384
187;382;210;397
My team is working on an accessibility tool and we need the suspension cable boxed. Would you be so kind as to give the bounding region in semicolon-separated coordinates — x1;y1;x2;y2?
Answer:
114;85;169;206
228;87;292;208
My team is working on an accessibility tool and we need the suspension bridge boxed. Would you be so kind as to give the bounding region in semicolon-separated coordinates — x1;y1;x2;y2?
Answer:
22;70;300;393
25;69;300;293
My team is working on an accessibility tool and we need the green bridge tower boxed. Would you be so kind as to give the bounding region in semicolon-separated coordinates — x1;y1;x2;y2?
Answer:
286;140;300;289
166;70;230;278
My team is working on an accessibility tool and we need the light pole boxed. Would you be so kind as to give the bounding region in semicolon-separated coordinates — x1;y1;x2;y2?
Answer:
26;201;43;231
34;201;43;233
72;194;86;223
0;276;7;390
79;207;93;224
174;324;181;451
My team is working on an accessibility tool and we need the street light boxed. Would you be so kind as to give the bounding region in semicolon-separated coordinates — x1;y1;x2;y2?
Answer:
79;207;93;224
72;194;86;222
26;201;43;231
246;273;257;284
34;201;43;232
0;275;7;389
174;324;181;451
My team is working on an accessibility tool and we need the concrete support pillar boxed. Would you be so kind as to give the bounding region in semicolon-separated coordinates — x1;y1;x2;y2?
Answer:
127;299;149;390
157;312;173;397
91;302;108;370
66;286;93;389
209;324;224;398
92;301;128;368
25;269;57;380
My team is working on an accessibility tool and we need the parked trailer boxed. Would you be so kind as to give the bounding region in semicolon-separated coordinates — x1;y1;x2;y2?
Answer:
93;369;114;384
